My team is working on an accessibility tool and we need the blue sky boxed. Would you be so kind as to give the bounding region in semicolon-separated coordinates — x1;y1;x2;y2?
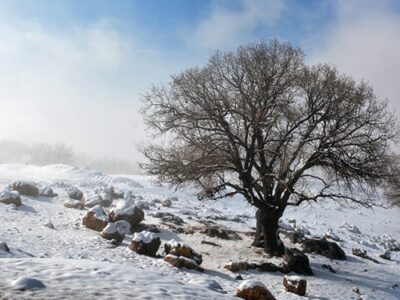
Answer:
0;0;399;159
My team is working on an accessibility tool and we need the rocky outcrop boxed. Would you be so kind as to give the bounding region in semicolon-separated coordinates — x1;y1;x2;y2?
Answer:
0;190;22;206
82;205;109;231
283;248;313;276
11;181;39;197
283;275;307;296
301;238;346;260
236;280;276;300
130;231;160;257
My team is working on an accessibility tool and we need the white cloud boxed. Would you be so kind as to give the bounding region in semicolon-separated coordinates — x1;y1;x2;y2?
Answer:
310;0;400;113
190;0;285;49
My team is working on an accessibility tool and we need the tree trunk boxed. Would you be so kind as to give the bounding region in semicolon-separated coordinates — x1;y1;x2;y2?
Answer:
253;208;285;256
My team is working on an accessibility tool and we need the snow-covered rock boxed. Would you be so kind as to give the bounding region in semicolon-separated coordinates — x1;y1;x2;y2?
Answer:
236;280;276;300
10;180;39;197
101;222;125;243
0;241;10;252
115;220;131;234
39;186;57;197
164;240;202;265
130;231;160;257
161;198;172;207
83;193;104;208
82;205;109;231
66;186;83;201
283;275;307;296
12;277;46;291
0;189;22;206
164;254;203;272
109;202;144;227
63;199;82;209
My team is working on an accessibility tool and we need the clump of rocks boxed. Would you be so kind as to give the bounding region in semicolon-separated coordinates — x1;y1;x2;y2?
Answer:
163;240;203;271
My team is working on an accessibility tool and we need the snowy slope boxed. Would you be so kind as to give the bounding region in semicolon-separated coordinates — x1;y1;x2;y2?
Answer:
0;164;399;299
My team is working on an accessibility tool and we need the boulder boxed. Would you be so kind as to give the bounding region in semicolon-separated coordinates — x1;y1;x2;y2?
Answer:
12;277;46;291
67;186;83;201
378;250;391;260
115;220;132;235
39;186;57;197
0;241;10;252
0;190;22;206
161;198;172;207
283;248;313;276
101;222;125;243
109;202;144;227
11;181;39;197
83;193;104;208
236;280;276;300
129;231;160;257
283;275;307;296
82;205;109;231
164;254;203;272
63;199;83;209
164;240;202;265
302;238;346;260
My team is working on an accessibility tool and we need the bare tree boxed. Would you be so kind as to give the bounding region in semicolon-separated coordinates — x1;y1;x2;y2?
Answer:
141;40;399;256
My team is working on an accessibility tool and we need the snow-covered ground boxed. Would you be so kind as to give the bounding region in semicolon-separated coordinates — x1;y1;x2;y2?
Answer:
0;164;399;299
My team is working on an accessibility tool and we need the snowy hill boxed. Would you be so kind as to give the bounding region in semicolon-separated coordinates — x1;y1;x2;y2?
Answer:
0;164;399;299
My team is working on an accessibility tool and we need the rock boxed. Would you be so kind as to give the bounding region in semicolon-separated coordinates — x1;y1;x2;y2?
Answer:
235;275;244;281
63;199;83;209
83;193;104;208
164;240;202;265
161;198;172;207
378;250;391;260
44;221;55;229
82;205;109;231
131;223;160;234
189;278;225;293
101;223;125;243
236;280;276;300
67;186;83;200
109;203;144;227
134;200;151;210
39;186;57;197
352;248;379;263
302;238;346;260
129;231;160;257
224;261;281;273
283;248;313;276
203;227;241;240
352;287;360;294
12;277;46;291
110;187;124;199
11;181;39;197
0;241;10;252
152;212;185;226
164;254;203;272
340;222;361;234
280;230;305;244
0;190;22;206
283;275;307;296
224;261;249;272
325;229;342;242
115;220;132;234
321;264;336;273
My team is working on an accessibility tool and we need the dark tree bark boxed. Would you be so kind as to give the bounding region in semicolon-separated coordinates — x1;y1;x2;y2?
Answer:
140;40;400;256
